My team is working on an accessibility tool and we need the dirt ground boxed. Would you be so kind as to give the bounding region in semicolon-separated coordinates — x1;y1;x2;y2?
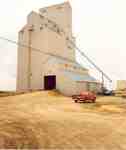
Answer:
0;91;126;149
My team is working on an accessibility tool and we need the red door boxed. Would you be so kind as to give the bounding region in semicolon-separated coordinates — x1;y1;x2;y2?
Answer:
44;75;56;90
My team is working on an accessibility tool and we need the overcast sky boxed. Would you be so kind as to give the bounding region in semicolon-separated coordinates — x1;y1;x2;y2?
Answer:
0;0;126;90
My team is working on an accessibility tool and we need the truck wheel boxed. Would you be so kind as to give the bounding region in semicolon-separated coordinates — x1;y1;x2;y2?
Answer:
92;99;95;103
75;100;78;103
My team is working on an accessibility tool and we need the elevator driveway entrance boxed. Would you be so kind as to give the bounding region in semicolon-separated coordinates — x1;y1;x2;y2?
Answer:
44;75;56;90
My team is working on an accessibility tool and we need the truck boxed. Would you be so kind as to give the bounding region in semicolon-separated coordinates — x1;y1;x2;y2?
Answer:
72;91;96;103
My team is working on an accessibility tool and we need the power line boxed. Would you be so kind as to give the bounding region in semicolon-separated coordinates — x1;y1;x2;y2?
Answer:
0;36;77;65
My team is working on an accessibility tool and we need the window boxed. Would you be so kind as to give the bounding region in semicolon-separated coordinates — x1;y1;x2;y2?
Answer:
28;25;34;31
20;30;24;34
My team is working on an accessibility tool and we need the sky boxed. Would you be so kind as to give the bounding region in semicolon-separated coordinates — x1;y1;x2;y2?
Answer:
0;0;126;90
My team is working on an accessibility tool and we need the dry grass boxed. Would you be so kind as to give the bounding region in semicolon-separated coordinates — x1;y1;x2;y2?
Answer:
0;91;126;149
81;96;126;113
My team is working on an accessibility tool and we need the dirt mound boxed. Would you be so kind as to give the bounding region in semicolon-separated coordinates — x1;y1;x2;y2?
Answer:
47;90;62;97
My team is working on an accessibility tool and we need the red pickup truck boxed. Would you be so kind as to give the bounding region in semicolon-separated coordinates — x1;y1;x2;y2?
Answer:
72;91;96;103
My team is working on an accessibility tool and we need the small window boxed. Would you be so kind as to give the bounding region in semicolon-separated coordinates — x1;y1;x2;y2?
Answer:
20;29;24;34
28;25;34;31
56;27;61;34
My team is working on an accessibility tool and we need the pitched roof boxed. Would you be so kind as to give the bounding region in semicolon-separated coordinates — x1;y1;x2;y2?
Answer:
62;70;99;83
